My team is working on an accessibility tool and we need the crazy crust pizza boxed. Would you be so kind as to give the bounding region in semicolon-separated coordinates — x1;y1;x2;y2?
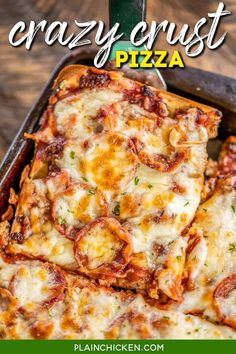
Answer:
0;65;235;339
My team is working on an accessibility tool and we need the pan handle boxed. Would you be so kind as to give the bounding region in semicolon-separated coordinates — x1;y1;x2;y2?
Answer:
162;66;236;134
109;0;146;40
162;67;236;114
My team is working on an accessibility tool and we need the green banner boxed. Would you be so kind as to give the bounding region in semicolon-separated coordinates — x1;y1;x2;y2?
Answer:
0;340;236;354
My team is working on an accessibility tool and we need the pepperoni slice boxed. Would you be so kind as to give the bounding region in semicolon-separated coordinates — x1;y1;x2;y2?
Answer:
213;275;236;328
80;132;138;192
53;89;122;140
105;310;152;339
130;123;187;173
138;149;187;173
9;262;66;311
74;217;132;277
52;183;108;240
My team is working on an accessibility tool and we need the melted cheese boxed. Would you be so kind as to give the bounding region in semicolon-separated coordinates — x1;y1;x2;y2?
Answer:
9;228;76;268
10;264;56;309
9;72;214;300
0;256;235;339
2;66;229;339
181;183;236;325
76;222;124;270
52;183;108;231
105;295;236;339
54;89;122;139
80;132;138;196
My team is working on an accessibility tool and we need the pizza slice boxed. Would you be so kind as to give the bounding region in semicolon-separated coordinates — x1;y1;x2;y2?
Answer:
0;254;234;339
181;136;236;328
3;65;221;303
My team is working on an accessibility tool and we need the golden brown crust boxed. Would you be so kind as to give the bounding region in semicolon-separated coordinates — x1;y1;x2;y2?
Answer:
0;221;10;248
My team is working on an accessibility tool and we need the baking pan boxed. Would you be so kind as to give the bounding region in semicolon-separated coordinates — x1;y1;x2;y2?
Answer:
0;48;235;216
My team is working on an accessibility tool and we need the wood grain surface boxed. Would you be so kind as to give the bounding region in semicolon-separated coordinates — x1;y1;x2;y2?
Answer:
0;0;235;161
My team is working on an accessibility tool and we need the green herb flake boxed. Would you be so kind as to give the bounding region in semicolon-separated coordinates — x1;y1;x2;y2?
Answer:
70;151;75;160
121;192;127;196
81;176;88;182
228;242;236;253
113;204;120;216
231;205;235;213
58;217;67;225
184;201;189;207
59;80;66;89
203;208;207;212
176;255;182;262
87;189;96;196
45;304;52;318
134;176;139;186
147;184;153;189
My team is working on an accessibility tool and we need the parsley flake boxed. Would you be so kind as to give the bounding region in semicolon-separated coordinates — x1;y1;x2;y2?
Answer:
228;242;236;253
113;204;120;216
147;184;153;189
59;80;66;89
58;217;67;225
231;205;235;213
87;189;96;196
45;304;52;318
70;151;75;159
81;176;88;182
134;176;139;185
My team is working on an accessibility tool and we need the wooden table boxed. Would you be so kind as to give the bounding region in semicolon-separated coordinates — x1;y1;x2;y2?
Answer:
0;0;235;161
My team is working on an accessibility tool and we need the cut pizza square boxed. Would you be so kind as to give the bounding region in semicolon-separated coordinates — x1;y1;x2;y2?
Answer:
181;136;236;328
0;255;235;339
2;65;221;304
